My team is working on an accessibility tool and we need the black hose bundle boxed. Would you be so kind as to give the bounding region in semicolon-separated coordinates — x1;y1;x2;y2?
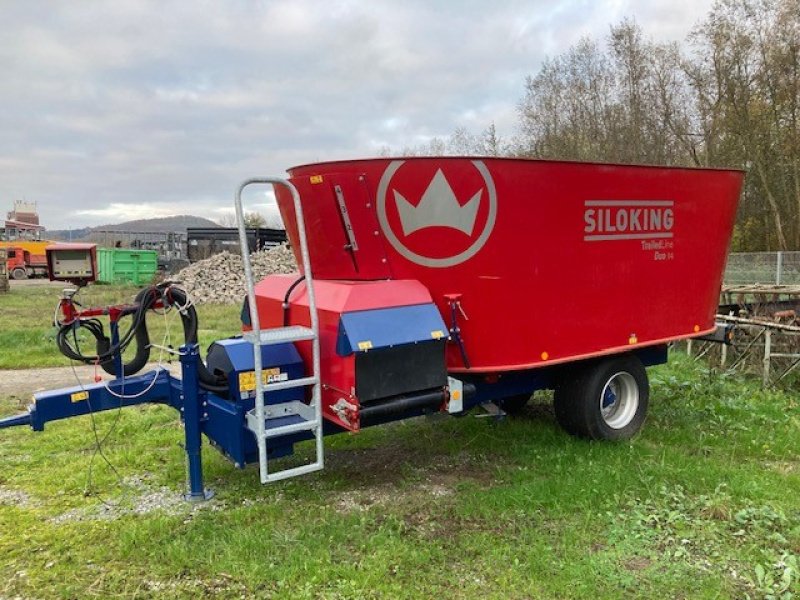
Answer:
56;283;228;393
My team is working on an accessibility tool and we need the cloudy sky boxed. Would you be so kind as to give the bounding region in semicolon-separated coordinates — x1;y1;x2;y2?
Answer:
1;0;713;229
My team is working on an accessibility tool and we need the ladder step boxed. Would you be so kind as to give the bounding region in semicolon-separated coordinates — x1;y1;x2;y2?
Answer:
262;418;319;439
244;326;315;346
245;402;317;436
263;461;324;483
262;375;317;392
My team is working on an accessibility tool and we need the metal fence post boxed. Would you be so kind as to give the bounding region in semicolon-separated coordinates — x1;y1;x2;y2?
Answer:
763;328;772;388
776;251;783;285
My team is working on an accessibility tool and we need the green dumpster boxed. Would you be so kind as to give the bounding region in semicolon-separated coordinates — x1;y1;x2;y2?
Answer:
97;248;158;285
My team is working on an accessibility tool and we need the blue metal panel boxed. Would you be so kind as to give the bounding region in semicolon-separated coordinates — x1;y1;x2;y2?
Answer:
212;337;303;372
203;393;248;467
336;303;447;355
202;393;309;467
212;338;305;404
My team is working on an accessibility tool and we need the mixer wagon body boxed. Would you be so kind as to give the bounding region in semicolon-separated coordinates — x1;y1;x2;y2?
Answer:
271;157;742;373
0;159;744;495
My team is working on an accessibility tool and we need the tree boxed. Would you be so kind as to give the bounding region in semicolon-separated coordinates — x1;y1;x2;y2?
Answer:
689;0;800;249
217;211;267;228
243;212;266;228
515;3;800;251
517;21;695;166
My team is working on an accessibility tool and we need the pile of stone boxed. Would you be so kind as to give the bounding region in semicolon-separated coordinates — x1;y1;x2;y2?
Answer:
175;244;297;304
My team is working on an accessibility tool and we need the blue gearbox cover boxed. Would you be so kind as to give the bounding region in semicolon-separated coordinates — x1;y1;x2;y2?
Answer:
206;337;305;403
336;303;448;356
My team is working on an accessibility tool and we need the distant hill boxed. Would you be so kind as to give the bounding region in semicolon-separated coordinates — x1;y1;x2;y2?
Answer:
49;215;219;240
93;215;220;233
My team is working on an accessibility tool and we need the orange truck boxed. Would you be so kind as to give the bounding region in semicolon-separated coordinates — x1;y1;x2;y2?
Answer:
0;241;50;279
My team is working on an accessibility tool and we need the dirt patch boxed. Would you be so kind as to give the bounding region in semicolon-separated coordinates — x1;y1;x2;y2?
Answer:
319;421;501;524
334;485;396;513
141;574;249;597
624;556;653;571
8;278;63;288
763;460;798;475
332;478;459;515
323;421;500;489
0;363;181;401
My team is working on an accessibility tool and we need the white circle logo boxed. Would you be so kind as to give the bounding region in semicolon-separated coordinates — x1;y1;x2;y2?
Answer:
376;160;497;268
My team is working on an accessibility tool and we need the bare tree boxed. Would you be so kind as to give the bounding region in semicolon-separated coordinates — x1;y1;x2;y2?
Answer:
216;211;267;228
690;0;800;249
516;4;800;250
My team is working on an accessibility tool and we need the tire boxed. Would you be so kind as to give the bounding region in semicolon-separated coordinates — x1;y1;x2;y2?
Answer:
11;267;27;280
554;355;649;441
500;394;530;415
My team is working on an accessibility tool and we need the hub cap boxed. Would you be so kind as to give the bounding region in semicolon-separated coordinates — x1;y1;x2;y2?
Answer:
600;371;639;429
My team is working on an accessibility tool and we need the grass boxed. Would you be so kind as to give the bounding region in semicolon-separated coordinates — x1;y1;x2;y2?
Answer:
0;284;241;369
0;285;798;598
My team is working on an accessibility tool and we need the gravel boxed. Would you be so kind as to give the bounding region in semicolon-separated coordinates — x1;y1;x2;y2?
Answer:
48;475;223;523
0;486;33;508
175;244;297;304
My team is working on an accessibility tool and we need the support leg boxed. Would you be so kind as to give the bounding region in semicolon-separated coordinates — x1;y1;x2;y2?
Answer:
180;344;213;502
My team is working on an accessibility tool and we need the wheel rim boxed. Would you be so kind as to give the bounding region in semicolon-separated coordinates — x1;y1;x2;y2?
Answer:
599;371;639;429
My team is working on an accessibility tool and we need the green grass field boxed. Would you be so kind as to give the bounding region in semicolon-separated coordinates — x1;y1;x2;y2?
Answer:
0;285;798;598
0;285;242;369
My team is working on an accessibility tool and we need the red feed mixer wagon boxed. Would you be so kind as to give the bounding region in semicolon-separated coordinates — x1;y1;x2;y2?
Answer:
0;156;742;494
256;156;742;439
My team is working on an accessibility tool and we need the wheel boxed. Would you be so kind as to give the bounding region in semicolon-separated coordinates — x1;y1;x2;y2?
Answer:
554;355;649;440
10;267;27;280
499;394;530;415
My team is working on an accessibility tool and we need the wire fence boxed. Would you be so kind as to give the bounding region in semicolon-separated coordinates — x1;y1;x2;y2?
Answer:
724;251;800;285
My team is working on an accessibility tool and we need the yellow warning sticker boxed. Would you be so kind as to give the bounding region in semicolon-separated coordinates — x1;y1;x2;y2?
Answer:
310;175;324;184
238;368;288;392
357;341;373;351
431;330;445;340
71;391;89;403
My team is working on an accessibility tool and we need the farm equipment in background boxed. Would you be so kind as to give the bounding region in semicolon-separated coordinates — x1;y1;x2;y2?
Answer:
0;158;743;499
186;226;287;262
3;245;48;279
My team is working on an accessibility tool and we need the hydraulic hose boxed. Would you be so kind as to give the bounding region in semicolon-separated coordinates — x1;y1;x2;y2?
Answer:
55;283;228;393
163;286;228;394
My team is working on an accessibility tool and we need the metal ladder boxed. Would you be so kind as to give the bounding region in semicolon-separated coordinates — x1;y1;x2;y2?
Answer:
234;178;323;484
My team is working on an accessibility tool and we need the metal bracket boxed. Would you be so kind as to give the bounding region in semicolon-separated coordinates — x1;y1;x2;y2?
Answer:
474;402;506;420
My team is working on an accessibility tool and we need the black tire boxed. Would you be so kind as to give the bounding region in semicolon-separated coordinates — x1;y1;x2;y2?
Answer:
11;267;27;280
554;355;649;441
500;394;530;415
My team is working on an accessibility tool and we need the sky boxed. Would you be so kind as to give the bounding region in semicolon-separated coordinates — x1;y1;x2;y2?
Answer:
1;0;714;230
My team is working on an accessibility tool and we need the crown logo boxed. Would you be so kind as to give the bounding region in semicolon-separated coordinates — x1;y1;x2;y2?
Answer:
393;169;481;236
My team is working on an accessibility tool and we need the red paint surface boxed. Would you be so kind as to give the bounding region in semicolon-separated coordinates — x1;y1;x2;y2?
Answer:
254;276;436;430
272;157;742;373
